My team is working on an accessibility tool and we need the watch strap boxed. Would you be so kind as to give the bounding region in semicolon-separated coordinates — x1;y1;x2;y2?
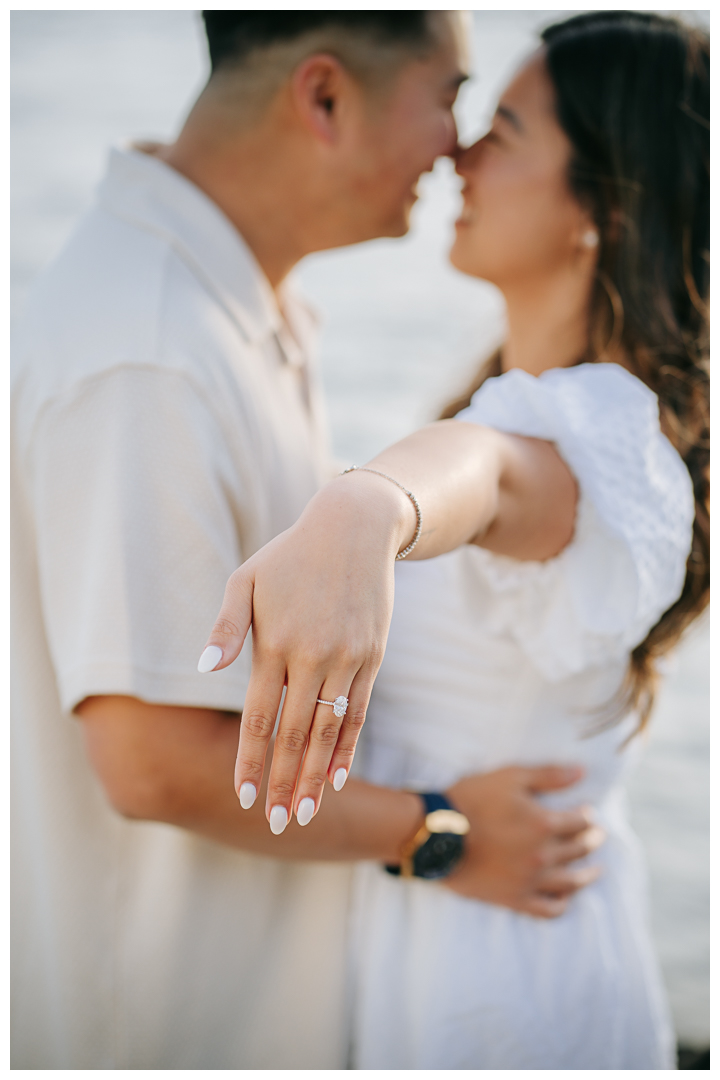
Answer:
419;792;455;815
385;791;462;878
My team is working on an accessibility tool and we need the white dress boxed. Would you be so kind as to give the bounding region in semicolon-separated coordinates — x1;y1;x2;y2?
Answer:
350;363;694;1070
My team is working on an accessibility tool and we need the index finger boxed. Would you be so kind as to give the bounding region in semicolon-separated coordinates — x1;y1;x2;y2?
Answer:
198;564;254;673
542;804;595;838
233;655;287;816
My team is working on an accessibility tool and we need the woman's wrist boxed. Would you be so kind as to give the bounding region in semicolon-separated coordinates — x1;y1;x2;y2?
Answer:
340;466;423;560
309;469;418;562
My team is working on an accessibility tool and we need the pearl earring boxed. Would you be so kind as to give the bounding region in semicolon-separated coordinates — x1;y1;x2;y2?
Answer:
582;229;600;249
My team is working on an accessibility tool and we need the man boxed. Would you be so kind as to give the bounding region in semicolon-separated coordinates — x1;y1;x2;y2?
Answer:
11;12;602;1069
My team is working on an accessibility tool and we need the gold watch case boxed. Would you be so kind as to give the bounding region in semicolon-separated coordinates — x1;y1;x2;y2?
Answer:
425;808;470;836
398;807;471;877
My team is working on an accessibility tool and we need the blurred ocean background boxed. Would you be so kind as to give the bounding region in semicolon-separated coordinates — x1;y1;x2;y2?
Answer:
11;9;709;1047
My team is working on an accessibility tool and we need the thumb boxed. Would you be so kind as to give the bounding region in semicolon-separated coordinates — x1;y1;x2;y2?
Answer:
197;564;254;673
522;764;585;793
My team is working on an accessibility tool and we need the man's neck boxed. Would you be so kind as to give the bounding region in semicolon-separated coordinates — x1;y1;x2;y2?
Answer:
155;104;314;291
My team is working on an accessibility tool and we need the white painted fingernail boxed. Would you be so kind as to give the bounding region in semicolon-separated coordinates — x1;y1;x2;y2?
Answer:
296;797;315;827
198;645;223;673
239;782;256;809
269;805;288;835
333;768;348;792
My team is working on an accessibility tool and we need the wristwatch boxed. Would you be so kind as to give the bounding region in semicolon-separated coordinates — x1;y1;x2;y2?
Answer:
385;792;470;880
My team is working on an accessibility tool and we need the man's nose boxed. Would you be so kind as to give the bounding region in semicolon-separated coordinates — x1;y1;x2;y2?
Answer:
453;137;483;175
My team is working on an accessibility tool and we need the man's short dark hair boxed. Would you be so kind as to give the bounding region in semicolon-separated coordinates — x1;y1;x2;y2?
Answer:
202;11;434;73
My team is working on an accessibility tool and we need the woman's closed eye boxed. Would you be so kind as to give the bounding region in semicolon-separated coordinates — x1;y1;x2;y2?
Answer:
482;128;509;151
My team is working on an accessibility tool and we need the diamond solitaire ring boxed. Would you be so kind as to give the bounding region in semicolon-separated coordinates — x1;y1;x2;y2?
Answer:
316;696;349;718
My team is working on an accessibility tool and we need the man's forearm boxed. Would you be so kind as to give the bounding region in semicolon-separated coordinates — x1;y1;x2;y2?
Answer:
168;713;423;860
77;695;422;862
77;695;603;917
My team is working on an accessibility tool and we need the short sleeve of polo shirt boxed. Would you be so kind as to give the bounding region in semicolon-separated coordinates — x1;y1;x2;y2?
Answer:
29;363;252;714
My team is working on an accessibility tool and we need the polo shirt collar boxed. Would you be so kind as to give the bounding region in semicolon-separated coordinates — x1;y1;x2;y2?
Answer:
96;145;284;346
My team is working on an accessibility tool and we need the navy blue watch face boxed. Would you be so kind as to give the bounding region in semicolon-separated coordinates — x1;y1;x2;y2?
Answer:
413;832;465;879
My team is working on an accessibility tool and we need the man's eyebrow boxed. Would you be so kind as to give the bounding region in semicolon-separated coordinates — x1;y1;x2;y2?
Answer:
496;104;523;132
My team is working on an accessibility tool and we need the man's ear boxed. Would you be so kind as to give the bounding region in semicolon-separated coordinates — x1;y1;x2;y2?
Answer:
290;53;350;144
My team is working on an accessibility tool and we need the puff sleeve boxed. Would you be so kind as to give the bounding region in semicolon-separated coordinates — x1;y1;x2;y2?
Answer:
456;363;695;680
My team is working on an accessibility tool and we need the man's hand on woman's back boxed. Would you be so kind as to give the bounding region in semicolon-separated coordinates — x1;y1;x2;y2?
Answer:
446;764;604;917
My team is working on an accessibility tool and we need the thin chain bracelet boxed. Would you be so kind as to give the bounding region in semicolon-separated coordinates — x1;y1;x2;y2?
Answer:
341;465;423;560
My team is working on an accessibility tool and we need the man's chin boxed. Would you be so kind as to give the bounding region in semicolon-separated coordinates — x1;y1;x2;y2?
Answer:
387;220;412;239
341;203;413;246
377;206;414;240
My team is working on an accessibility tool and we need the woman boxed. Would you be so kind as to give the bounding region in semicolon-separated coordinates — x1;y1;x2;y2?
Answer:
201;12;709;1068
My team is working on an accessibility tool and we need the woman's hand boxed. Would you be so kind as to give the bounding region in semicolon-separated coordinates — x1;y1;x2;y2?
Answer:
198;420;576;833
198;470;416;832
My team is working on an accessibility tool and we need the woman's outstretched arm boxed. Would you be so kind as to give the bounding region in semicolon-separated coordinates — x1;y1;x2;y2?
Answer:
200;419;577;831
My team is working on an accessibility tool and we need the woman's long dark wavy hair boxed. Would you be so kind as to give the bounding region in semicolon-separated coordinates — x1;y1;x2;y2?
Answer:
441;11;710;735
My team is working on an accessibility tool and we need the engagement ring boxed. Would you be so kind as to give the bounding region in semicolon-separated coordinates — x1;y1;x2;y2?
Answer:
316;696;349;718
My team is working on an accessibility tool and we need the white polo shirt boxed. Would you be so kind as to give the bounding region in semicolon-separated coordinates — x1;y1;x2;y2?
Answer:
11;146;352;1069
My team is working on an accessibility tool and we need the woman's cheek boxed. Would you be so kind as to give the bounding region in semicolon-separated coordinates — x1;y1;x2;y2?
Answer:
451;218;498;277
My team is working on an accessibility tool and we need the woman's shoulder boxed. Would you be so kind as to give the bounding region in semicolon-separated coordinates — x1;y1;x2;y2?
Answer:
456;361;695;680
538;360;656;408
541;360;650;391
536;362;660;438
459;361;690;500
460;361;654;432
